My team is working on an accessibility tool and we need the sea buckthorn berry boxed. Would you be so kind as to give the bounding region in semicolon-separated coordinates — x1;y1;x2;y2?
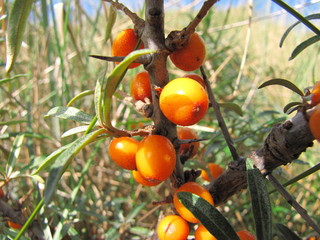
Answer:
130;71;152;102
112;28;144;69
311;81;320;106
7;221;22;230
200;169;210;182
159;78;209;126
309;104;320;140
108;137;139;170
194;224;217;240
136;135;176;182
208;163;224;179
173;182;214;223
0;188;4;198
132;170;161;187
177;127;200;158
237;230;256;240
157;215;190;240
169;32;206;71
183;73;206;89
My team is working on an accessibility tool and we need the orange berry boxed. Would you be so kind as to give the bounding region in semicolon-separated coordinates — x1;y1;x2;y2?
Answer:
136;135;176;182
208;163;224;179
177;127;200;158
173;182;214;223
0;188;4;198
130;71;152;102
159;78;209;126
170;32;206;71
194;224;217;240
200;169;210;182
311;81;320;106
112;28;144;69
7;221;22;230
108;137;139;170
157;215;190;240
237;230;256;240
132;170;161;187
183;73;206;89
309;104;320;140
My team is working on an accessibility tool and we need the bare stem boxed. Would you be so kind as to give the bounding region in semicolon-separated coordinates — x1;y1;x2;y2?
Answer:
200;66;240;161
267;174;320;234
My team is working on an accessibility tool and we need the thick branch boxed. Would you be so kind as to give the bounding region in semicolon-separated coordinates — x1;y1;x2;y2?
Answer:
208;110;314;206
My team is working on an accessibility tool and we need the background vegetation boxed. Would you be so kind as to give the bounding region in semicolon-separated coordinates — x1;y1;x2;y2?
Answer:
0;0;319;239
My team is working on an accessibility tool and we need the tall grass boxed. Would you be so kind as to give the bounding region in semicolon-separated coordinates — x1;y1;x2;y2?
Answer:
0;0;319;239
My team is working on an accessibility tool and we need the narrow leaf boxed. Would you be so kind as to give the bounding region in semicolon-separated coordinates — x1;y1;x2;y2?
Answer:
95;67;108;127
276;224;302;240
283;102;302;114
61;125;89;138
103;49;155;128
177;192;239;240
258;79;304;96
6;134;25;176
280;14;320;47
67;90;94;107
6;0;34;73
0;119;28;126
289;35;320;60
45;106;94;124
105;5;117;41
44;129;105;205
219;102;243;116
246;158;272;240
0;74;28;85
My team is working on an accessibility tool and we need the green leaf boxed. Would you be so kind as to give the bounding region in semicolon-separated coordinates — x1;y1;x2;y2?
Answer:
105;5;117;41
95;67;108;127
61;126;89;138
43;129;105;205
283;102;302;114
246;158;272;240
6;134;24;176
258;79;304;96
67;90;94;107
177;192;239;240
289;35;320;60
0;119;28;126
45;106;94;124
276;224;302;240
0;74;28;86
6;0;34;73
126;203;146;223
280;14;320;47
103;49;155;129
219;102;243;116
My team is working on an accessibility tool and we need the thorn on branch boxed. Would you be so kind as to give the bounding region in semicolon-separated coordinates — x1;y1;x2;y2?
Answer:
89;54;152;65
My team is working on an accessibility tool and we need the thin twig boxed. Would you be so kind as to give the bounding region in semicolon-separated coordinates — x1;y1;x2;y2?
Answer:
200;66;240;161
266;174;320;234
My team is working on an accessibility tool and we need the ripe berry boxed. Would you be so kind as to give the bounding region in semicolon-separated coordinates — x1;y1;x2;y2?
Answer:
159;77;209;126
200;169;210;182
194;224;217;240
170;32;206;71
311;81;320;106
108;137;139;170
237;230;256;240
112;28;144;69
177;127;200;158
136;135;176;182
208;163;224;179
132;170;161;187
173;182;214;223
130;71;152;102
157;215;190;240
309;104;320;140
183;73;206;89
